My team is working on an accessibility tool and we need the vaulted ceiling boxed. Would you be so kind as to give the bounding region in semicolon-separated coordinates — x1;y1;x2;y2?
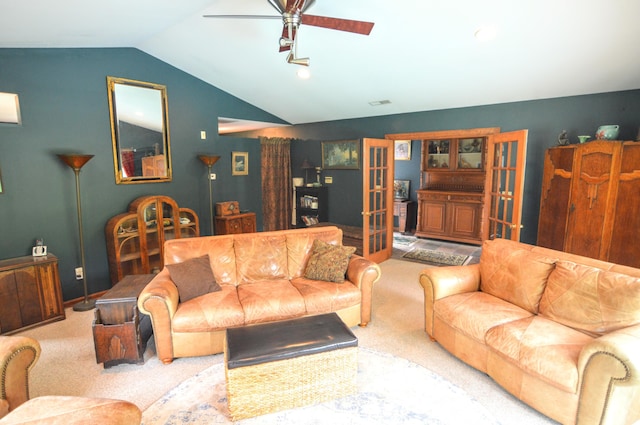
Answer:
3;0;640;127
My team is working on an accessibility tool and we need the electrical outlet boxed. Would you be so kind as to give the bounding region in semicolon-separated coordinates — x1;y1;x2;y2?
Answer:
75;267;83;280
209;173;216;180
200;130;206;140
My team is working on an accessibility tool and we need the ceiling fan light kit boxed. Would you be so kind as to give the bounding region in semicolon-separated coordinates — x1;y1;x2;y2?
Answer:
204;0;374;66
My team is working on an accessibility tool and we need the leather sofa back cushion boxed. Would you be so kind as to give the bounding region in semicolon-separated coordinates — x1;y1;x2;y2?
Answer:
164;235;238;285
539;260;640;337
480;239;556;314
233;233;288;283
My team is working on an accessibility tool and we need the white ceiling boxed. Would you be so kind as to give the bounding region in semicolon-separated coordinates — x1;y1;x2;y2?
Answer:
2;0;640;128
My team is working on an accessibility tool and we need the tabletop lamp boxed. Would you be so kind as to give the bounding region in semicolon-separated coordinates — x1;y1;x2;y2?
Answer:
57;153;95;311
198;154;221;235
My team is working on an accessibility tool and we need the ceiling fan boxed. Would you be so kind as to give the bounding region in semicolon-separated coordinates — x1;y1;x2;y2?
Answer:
203;0;375;66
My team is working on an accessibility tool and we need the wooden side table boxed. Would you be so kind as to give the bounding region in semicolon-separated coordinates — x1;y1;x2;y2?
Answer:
215;212;257;235
92;274;154;368
394;200;415;234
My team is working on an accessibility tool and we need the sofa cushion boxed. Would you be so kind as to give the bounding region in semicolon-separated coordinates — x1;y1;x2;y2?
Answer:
166;254;221;302
172;284;245;332
164;235;237;285
485;316;593;393
479;239;557;314
286;227;343;278
304;239;356;283
237;279;307;324
291;277;361;314
434;292;533;343
233;234;288;283
539;260;640;337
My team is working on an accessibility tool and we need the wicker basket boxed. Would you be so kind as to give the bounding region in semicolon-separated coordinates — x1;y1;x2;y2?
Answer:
225;345;358;420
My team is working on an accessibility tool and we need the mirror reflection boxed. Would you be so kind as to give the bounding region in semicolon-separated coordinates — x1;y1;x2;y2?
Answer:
107;76;172;184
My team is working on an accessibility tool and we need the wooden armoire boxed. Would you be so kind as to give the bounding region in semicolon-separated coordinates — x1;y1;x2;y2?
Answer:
537;140;640;268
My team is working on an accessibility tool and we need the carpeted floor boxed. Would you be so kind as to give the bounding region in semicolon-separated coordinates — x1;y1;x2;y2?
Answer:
141;348;500;425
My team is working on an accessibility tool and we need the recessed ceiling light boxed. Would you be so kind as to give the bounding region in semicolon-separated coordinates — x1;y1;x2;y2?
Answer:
368;100;391;106
297;68;311;79
474;27;497;42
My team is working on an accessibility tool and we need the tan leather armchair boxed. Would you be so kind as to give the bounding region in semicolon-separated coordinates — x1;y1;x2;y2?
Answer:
0;335;141;425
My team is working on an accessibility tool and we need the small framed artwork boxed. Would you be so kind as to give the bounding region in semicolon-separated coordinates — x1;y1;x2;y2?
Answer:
394;180;410;200
321;140;360;170
394;140;411;160
232;152;248;176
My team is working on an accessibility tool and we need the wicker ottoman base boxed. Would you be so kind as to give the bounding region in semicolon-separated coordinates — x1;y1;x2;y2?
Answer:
224;314;358;421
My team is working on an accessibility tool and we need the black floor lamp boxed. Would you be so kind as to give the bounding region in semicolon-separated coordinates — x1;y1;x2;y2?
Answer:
57;154;95;311
198;154;221;235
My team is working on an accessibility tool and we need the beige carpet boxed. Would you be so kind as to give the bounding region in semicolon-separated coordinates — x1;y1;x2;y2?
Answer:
16;257;557;425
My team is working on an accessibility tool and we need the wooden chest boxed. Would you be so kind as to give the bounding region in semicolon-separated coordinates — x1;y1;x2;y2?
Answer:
215;212;256;235
92;274;154;368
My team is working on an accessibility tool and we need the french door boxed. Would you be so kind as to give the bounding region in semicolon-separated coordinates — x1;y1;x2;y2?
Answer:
483;130;528;241
362;138;394;263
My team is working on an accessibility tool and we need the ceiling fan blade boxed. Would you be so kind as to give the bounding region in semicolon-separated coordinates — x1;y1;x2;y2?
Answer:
202;14;280;20
302;14;374;35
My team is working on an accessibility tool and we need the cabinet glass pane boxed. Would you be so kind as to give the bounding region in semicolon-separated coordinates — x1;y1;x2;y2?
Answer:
457;138;483;169
427;140;450;169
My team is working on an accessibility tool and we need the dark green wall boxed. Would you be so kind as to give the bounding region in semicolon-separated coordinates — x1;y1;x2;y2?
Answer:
279;91;640;242
0;48;285;300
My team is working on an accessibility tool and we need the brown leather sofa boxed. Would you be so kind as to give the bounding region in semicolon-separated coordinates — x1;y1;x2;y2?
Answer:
138;226;381;364
420;238;640;425
0;335;141;425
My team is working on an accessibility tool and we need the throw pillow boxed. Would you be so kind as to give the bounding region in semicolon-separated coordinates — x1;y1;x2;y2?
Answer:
166;254;221;302
304;239;356;283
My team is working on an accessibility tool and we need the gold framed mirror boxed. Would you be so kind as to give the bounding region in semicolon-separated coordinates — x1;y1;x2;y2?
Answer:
107;76;172;184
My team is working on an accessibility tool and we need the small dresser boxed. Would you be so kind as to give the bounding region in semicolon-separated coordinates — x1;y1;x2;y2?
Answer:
215;212;257;235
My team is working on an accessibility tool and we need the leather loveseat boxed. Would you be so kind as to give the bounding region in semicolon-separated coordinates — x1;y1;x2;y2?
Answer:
0;335;141;425
420;238;640;425
138;226;381;364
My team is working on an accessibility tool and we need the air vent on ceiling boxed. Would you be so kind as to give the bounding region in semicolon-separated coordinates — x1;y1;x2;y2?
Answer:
368;99;391;106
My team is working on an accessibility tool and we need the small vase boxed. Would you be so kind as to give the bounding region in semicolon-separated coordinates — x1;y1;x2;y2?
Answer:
577;135;590;144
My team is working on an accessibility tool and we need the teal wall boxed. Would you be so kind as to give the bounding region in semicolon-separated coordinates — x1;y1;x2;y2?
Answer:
2;47;639;301
0;48;285;300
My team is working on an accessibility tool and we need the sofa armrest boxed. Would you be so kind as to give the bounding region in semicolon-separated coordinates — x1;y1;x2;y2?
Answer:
577;324;640;425
137;268;180;364
346;255;382;327
419;264;481;338
0;336;41;417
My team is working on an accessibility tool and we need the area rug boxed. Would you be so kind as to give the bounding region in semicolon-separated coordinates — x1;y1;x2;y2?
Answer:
392;234;417;246
402;248;471;266
141;348;499;425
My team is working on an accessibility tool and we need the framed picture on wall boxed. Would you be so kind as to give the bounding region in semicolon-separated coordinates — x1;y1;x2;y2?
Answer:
394;180;410;200
321;140;360;169
394;140;411;160
232;151;248;176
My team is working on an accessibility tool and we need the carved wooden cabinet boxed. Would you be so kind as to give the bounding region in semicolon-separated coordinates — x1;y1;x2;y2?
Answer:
215;212;257;235
537;140;640;268
105;195;199;286
393;200;415;234
416;136;486;245
0;254;65;335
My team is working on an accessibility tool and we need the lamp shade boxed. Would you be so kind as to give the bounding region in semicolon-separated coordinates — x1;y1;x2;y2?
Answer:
301;159;314;169
198;154;221;167
57;154;94;170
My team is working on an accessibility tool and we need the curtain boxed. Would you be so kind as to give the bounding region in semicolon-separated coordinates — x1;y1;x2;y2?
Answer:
260;137;292;231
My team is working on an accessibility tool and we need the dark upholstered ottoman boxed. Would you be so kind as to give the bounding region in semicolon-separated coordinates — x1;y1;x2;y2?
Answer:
224;313;358;420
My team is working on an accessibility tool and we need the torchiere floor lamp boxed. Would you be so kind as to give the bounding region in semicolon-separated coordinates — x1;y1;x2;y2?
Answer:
198;154;221;235
57;154;95;311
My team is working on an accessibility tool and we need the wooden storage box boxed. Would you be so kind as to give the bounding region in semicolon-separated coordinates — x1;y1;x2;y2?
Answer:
215;201;240;216
224;314;358;420
92;274;154;368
